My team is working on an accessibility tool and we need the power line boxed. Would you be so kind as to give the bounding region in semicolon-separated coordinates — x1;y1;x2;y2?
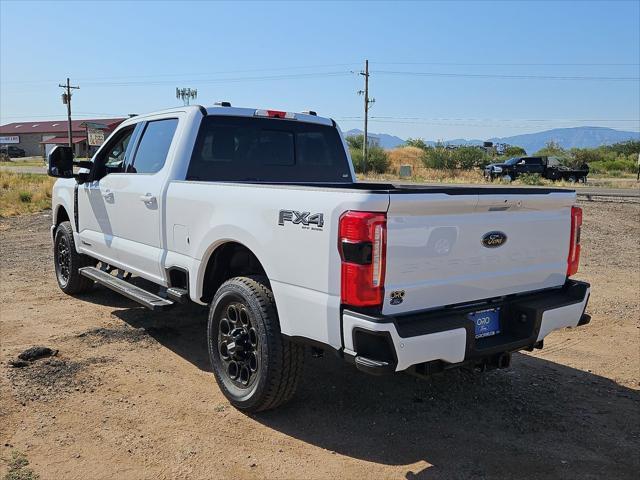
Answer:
374;70;640;81
0;112;125;120
4;60;637;85
1;63;362;85
0;71;357;95
68;71;355;87
373;61;640;66
335;116;640;129
339;116;640;122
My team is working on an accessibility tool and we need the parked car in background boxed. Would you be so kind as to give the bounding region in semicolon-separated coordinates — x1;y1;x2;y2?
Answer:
484;156;589;183
0;145;26;158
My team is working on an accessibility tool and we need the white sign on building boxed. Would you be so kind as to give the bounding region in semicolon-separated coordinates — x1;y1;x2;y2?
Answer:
0;136;20;144
87;129;105;146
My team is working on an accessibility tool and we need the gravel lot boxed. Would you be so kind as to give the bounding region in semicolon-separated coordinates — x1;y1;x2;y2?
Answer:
1;200;638;479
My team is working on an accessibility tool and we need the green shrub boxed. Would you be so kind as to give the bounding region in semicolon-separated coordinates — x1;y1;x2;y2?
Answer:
502;145;527;157
518;173;544;185
423;148;455;169
350;146;389;173
422;146;489;170
404;138;430;150
453;146;488;169
19;191;32;203
5;450;39;480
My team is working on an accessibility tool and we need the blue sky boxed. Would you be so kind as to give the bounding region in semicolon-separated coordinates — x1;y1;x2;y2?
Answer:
1;0;639;140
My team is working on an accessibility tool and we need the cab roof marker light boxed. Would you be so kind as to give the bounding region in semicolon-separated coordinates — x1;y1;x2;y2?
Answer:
254;109;296;119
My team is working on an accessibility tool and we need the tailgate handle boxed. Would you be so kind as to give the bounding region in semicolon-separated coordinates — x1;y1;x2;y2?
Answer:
488;199;522;211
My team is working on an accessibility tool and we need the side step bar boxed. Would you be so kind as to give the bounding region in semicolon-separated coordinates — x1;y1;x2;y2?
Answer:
79;267;174;311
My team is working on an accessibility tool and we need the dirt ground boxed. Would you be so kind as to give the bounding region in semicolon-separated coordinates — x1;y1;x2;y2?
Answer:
1;200;638;480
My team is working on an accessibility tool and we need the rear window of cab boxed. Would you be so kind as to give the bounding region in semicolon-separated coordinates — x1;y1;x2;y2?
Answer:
186;116;352;183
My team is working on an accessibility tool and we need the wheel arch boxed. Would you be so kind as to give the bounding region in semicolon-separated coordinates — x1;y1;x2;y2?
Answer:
54;204;70;227
198;240;269;304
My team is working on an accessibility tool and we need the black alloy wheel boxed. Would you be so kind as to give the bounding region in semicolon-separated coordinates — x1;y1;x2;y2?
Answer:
54;233;71;287
217;299;261;388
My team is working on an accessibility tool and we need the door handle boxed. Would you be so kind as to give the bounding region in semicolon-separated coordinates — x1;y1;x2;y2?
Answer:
102;190;114;201
139;193;156;204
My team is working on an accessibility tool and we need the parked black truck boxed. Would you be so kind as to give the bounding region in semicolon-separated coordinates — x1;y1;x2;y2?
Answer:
484;156;589;183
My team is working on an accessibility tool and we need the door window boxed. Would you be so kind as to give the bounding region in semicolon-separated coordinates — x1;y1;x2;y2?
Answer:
92;126;136;179
104;129;134;169
129;118;178;174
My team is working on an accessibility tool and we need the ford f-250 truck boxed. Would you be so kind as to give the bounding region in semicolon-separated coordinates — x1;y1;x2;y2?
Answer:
47;104;591;412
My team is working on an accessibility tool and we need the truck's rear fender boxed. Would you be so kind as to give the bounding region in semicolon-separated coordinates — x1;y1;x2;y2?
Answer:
165;181;389;349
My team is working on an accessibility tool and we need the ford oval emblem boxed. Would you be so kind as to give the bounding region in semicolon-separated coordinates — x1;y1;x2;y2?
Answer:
482;231;507;248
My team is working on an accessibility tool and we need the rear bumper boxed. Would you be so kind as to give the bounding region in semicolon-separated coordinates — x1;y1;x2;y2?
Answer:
342;280;590;374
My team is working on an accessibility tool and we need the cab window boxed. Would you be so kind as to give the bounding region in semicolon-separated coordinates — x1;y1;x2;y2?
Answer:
128;119;178;174
92;126;137;179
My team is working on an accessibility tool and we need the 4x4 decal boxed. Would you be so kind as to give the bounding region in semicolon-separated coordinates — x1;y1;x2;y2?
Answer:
278;210;324;230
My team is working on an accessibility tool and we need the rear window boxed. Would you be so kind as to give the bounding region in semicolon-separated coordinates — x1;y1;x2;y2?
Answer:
186;116;351;182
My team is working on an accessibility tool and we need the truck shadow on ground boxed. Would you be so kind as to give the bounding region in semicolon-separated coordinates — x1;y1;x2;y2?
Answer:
108;299;639;480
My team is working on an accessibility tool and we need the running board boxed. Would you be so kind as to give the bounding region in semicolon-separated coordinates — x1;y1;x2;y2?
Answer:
79;267;174;311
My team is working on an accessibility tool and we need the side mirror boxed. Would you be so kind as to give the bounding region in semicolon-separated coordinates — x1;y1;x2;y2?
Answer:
47;146;74;178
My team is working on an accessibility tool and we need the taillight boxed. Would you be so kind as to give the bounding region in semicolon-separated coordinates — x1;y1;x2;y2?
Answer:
567;206;582;276
338;211;387;307
254;109;296;119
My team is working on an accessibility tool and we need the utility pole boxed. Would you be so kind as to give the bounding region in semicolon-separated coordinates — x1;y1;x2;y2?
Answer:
59;78;80;148
358;60;374;173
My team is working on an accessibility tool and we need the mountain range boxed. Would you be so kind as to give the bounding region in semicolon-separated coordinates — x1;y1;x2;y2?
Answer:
343;126;640;154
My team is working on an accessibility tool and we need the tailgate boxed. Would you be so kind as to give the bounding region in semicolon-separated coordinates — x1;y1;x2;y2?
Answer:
383;191;575;315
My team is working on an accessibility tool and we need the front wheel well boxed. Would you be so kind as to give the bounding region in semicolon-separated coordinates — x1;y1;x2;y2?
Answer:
201;242;267;303
55;206;70;227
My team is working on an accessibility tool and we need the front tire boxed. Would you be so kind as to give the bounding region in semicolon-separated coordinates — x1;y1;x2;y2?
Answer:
53;221;95;294
207;276;304;412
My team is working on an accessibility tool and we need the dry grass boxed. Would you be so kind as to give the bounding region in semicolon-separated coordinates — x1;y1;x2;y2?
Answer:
361;165;486;185
0;171;54;217
382;146;486;184
0;156;46;167
387;146;425;173
369;146;640;188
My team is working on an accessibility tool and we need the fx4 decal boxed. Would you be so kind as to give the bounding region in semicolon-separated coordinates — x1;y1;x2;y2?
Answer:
278;210;324;230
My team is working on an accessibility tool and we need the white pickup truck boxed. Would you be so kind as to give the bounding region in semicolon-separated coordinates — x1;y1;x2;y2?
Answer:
48;104;591;412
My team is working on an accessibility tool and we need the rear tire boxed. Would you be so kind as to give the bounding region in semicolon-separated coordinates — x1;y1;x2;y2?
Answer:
207;276;304;412
53;221;95;294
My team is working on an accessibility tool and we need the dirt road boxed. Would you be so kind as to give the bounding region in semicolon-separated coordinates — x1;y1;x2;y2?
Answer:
1;200;638;479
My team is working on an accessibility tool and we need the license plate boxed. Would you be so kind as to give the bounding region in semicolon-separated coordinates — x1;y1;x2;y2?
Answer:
469;308;501;339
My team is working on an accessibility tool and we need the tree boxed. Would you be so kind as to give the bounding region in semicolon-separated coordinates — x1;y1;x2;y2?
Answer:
423;147;456;170
346;135;389;173
502;145;527;157
346;134;364;150
535;141;566;157
404;138;429;150
535;141;576;166
452;146;487;169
